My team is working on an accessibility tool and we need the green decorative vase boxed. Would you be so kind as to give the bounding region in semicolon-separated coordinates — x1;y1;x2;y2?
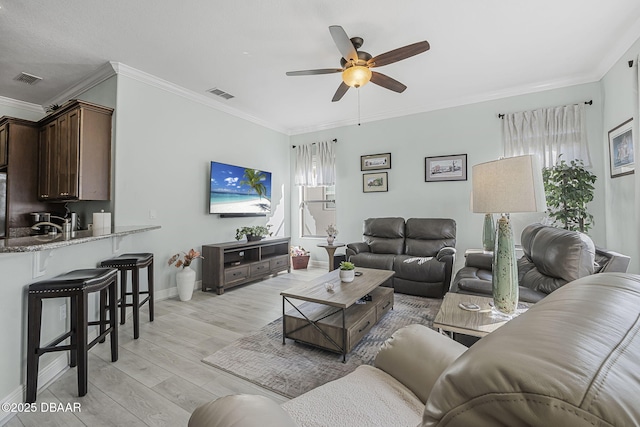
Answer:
492;215;519;315
482;213;495;252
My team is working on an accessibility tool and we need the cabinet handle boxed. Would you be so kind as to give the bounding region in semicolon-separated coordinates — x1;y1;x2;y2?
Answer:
358;321;371;333
382;302;391;310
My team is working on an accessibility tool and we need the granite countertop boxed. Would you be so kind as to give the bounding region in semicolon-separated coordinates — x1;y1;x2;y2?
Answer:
0;225;161;253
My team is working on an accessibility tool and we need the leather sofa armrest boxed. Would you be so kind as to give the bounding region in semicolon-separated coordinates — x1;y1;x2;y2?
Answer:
346;242;370;258
464;252;493;270
189;395;297;427
374;324;466;404
436;247;456;262
595;247;631;273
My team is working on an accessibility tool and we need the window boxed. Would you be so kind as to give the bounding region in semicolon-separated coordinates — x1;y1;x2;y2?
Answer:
300;185;336;237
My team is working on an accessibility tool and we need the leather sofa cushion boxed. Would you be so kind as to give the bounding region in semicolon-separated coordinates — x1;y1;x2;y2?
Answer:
394;255;444;282
528;226;595;282
363;217;405;255
349;252;395;271
404;218;456;257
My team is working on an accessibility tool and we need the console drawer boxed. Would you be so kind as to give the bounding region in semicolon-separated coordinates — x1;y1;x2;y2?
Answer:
225;266;249;284
250;261;270;276
270;255;289;270
348;309;377;350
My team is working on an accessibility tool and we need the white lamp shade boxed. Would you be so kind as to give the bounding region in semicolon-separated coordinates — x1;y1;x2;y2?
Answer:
472;155;547;214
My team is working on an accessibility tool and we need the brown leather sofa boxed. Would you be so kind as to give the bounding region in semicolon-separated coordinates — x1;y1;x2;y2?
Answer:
346;217;456;298
451;223;630;302
189;273;640;427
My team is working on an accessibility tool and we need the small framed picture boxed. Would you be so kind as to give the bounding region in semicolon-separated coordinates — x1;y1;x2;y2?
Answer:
363;172;388;193
608;118;634;178
361;153;391;171
425;154;467;182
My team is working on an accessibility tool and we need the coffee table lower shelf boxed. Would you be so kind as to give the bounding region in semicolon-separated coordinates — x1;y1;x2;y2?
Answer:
283;287;393;359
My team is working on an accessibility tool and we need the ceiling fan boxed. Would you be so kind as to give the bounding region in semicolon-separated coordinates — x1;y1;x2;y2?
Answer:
286;25;430;102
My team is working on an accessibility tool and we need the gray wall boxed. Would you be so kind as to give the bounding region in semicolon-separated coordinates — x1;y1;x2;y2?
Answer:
601;38;640;273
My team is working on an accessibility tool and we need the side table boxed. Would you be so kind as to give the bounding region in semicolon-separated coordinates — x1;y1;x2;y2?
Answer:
316;242;345;271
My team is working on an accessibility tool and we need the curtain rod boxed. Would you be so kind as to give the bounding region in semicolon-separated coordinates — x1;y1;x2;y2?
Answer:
292;138;337;148
497;100;593;119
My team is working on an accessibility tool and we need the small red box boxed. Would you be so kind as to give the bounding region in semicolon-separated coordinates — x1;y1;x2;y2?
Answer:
292;255;310;270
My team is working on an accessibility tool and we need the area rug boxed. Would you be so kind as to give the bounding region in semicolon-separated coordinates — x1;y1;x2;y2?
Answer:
202;293;441;398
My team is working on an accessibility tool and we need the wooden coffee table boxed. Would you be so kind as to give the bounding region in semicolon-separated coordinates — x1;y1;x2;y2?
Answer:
433;292;531;338
281;267;394;362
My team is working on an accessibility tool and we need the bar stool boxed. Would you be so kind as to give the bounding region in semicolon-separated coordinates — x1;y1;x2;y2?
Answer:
26;268;118;403
100;253;154;339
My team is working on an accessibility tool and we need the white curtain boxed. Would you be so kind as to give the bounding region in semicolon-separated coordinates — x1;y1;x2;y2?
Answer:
503;104;591;167
294;143;314;186
294;141;336;186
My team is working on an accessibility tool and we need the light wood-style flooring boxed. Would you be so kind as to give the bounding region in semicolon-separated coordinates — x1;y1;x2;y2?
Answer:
7;266;327;427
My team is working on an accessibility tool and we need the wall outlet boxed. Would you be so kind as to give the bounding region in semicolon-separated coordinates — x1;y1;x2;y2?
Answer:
59;305;66;321
149;209;157;219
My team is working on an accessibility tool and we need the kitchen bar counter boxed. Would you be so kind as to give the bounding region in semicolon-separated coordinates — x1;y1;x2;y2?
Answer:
0;225;160;253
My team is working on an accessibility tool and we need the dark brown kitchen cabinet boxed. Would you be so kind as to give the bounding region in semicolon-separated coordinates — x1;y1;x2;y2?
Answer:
0;117;53;236
0;123;8;168
38;100;113;201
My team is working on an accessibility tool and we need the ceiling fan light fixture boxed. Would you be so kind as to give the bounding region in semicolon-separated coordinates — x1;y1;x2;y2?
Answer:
342;65;372;88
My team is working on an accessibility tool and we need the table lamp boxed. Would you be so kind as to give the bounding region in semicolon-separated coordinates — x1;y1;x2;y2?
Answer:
472;155;546;315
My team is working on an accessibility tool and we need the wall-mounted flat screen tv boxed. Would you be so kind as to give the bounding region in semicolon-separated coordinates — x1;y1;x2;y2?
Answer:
209;161;272;215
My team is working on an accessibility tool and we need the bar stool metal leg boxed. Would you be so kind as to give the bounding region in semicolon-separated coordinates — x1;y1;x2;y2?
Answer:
26;296;42;404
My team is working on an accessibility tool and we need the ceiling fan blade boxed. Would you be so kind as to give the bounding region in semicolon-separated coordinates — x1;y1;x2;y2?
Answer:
329;25;358;63
286;68;343;76
370;72;407;93
332;82;350;102
367;41;430;68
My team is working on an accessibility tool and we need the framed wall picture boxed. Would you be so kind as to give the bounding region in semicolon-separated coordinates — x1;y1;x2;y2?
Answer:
608;118;634;178
363;172;388;193
361;153;391;171
425;154;467;182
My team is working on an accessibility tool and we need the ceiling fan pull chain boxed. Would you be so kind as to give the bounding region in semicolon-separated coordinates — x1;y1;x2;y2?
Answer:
358;88;361;126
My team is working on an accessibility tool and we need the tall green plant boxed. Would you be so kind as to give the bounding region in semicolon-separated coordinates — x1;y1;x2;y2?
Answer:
542;157;596;232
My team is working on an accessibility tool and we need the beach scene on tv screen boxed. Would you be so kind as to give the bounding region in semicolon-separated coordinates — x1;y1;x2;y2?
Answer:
210;162;272;213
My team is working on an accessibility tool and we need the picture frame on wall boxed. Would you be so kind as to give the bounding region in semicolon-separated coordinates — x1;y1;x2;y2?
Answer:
425;154;467;182
361;153;391;171
608;118;634;178
363;172;388;193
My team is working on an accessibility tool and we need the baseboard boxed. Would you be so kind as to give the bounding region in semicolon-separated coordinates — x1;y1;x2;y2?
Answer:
153;279;202;300
0;329;101;426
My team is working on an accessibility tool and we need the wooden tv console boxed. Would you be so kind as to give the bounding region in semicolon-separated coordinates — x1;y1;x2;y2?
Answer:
202;237;290;294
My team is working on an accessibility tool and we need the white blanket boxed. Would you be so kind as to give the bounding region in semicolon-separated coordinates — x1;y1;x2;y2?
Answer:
282;365;424;427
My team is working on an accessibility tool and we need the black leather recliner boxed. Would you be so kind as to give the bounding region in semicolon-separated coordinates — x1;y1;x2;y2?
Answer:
450;223;631;303
346;217;456;298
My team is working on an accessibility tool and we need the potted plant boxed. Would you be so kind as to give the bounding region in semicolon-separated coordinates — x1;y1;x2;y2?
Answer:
542;157;597;233
339;261;355;283
290;245;310;270
168;249;204;301
326;224;338;245
235;225;272;241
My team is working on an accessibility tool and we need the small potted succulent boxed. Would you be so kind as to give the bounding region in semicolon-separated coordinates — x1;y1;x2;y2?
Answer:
235;225;272;241
339;261;355;283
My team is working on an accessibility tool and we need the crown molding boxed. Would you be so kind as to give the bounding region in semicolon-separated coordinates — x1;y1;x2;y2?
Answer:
111;62;289;135
592;15;640;80
44;62;117;107
288;73;600;135
0;96;44;114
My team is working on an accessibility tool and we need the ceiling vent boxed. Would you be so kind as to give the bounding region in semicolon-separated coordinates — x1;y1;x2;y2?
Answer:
14;72;43;85
206;87;235;100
